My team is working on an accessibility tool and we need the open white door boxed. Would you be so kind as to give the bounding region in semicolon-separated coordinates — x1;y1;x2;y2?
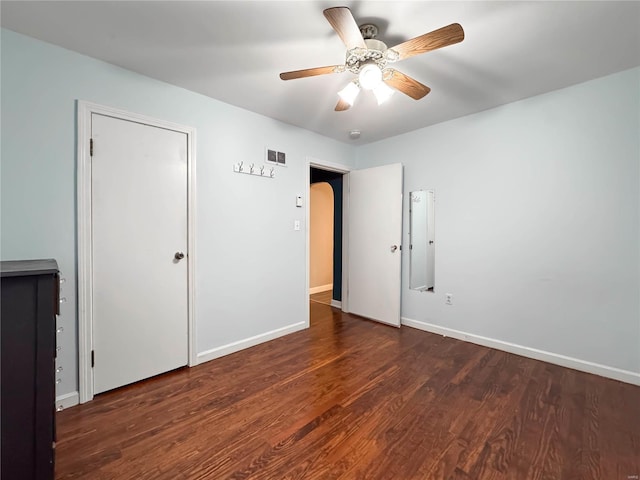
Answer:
347;163;403;326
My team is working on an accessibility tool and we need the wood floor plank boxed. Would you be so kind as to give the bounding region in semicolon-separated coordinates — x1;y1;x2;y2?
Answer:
55;303;640;479
600;379;640;480
332;344;461;479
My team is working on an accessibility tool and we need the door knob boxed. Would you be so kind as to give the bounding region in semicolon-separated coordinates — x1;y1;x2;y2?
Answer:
390;245;398;253
174;252;185;261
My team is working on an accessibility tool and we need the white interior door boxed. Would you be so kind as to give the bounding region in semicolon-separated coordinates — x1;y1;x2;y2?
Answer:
91;113;188;394
347;163;403;326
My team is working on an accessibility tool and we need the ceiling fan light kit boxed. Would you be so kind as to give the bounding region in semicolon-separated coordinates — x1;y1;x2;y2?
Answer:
279;6;464;112
358;63;382;90
372;82;395;105
338;81;360;105
337;74;394;107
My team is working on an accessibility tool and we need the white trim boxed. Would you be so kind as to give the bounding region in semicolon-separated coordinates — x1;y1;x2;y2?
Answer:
76;100;197;403
77;102;92;404
197;322;307;365
56;391;79;410
186;123;198;368
401;317;640;386
341;173;350;313
305;163;311;329
309;283;333;294
330;299;342;309
309;157;352;173
306;157;352;320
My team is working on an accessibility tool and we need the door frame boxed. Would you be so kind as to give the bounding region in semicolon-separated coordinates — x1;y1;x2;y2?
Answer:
77;100;197;403
306;157;351;323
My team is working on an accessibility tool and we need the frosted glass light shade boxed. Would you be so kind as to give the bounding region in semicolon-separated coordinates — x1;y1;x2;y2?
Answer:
338;81;360;105
373;82;394;105
359;64;382;90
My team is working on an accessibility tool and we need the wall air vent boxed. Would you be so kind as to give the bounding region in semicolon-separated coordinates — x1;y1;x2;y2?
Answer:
266;148;286;166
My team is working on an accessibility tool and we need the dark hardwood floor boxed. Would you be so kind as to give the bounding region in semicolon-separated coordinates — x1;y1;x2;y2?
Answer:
56;302;640;479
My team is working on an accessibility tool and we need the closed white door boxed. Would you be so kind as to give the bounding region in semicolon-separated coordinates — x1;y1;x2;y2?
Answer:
91;113;188;394
347;163;403;326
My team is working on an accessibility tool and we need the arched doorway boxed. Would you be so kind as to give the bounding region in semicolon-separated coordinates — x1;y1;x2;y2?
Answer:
309;167;344;307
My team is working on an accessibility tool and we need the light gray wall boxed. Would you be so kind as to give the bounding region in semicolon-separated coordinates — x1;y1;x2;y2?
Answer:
357;67;640;375
0;29;356;398
2;28;638;400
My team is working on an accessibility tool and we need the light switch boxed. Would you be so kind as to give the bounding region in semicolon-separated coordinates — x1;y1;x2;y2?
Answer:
294;220;301;231
296;195;303;207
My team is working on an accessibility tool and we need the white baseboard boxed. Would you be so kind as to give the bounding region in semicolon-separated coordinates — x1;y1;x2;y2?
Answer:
401;317;640;386
56;391;79;410
330;299;342;309
197;321;307;365
309;284;333;294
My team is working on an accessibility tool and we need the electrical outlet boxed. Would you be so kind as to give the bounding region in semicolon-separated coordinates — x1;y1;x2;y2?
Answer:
445;293;453;305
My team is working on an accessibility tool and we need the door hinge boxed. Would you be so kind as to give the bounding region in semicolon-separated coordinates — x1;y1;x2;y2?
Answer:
91;350;95;368
90;138;94;156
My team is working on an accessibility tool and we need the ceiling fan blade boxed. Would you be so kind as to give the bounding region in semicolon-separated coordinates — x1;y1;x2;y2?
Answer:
384;69;431;100
389;23;464;61
335;98;351;111
323;7;367;50
279;65;343;81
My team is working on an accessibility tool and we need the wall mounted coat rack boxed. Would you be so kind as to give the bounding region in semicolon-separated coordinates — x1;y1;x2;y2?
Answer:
233;162;275;179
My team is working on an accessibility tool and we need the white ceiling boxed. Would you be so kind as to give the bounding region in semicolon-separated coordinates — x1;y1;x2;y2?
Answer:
2;1;639;145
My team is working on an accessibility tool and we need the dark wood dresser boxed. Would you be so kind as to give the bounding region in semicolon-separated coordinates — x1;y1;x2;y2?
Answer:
1;259;58;480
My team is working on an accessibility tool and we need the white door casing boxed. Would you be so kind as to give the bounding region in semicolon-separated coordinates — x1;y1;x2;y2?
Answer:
347;163;403;326
77;101;196;402
305;158;351;320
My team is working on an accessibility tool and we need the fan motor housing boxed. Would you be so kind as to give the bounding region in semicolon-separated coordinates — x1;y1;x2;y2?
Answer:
364;38;387;53
345;38;398;74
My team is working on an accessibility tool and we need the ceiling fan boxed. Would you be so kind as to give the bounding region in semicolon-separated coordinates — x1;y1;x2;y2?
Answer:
279;6;464;111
